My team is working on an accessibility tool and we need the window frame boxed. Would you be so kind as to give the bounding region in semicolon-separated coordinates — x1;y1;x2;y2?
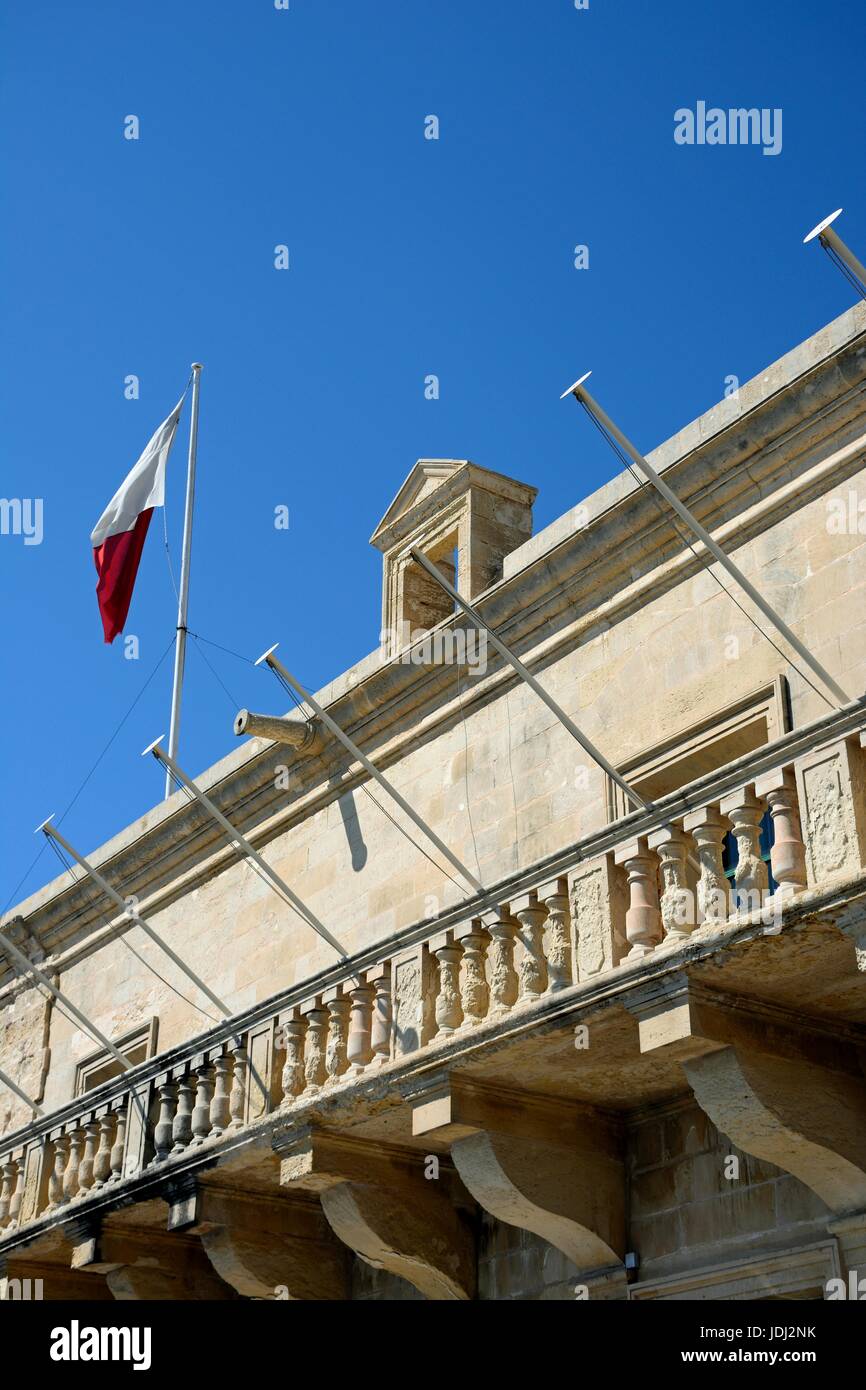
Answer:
606;675;790;823
74;1017;159;1097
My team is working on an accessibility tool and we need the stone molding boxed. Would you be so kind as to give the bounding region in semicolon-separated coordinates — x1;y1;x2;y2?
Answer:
628;1238;841;1301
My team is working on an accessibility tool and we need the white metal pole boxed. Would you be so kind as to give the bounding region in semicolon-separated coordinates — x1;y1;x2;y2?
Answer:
143;738;347;960
38;817;231;1021
258;645;486;894
562;373;852;710
804;208;866;296
0;930;133;1072
407;548;649;811
0;1066;43;1118
165;363;203;798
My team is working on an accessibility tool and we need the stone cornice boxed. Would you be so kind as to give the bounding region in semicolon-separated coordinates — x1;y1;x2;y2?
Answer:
4;305;866;970
370;459;537;552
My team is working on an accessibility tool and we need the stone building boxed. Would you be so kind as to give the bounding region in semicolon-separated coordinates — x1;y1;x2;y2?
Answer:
2;302;866;1302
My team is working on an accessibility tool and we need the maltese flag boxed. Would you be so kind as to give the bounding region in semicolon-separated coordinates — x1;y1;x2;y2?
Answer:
91;394;185;643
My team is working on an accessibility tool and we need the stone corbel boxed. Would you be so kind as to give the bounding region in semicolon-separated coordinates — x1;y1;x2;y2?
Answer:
629;975;866;1217
164;1176;348;1301
410;1074;625;1274
685;1048;866;1218
62;1211;237;1300
275;1125;476;1300
1;1243;114;1301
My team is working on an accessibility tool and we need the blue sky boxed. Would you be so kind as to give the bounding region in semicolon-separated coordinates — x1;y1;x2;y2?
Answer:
2;0;864;913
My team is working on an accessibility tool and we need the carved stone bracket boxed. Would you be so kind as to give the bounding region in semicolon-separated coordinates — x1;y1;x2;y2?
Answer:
275;1126;476;1300
628;974;866;1216
410;1074;624;1274
164;1176;347;1301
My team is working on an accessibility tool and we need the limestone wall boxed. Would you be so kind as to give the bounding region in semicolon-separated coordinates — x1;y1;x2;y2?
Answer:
627;1102;829;1285
0;984;50;1135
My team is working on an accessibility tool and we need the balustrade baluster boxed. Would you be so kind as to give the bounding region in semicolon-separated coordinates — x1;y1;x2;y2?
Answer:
92;1113;115;1188
755;768;807;896
8;1157;23;1227
512;893;549;1002
210;1051;232;1135
432;934;464;1034
368;965;392;1065
172;1070;195;1153
684;806;730;925
485;908;519;1017
649;825;696;942
456;920;490;1026
229;1043;248;1129
279;1014;307;1103
109;1108;127;1182
152;1079;177;1163
346;984;374;1075
63;1127;84;1200
324;990;351;1083
48;1134;68;1209
538;880;573;991
614;838;663;958
77;1119;99;1194
191;1061;214;1144
0;1157;16;1227
302;1002;328;1094
720;786;769;912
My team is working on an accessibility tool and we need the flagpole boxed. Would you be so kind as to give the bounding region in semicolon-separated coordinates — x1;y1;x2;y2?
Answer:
561;372;852;710
165;362;203;798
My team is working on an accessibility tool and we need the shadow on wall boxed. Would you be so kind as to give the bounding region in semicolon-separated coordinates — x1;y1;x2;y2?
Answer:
336;788;368;871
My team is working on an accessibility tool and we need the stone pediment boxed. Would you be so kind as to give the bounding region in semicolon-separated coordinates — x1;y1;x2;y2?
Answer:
369;459;536;553
369;457;537;651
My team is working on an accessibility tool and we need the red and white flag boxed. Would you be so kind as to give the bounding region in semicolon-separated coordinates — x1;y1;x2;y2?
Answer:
91;395;185;643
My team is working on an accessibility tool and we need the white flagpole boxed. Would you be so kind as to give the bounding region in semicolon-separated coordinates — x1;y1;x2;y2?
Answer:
37;815;231;1020
165;363;203;798
0;1066;43;1118
803;208;866;297
562;372;851;710
256;644;490;891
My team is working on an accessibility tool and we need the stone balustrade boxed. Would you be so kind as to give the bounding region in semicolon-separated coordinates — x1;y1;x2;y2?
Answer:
612;765;807;963
2;729;864;1246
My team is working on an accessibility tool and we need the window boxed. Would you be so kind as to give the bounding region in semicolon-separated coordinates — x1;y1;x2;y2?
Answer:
606;677;790;822
400;532;459;634
74;1018;158;1096
722;811;777;893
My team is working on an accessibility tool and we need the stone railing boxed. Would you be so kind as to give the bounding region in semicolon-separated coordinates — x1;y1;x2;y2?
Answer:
612;767;804;958
3;718;866;1244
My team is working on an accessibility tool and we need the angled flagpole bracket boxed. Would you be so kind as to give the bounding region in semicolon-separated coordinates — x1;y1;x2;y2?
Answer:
562;375;852;711
803;207;866;300
258;645;487;895
407;547;649;812
37;818;232;1021
0;1066;43;1119
142;740;347;961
